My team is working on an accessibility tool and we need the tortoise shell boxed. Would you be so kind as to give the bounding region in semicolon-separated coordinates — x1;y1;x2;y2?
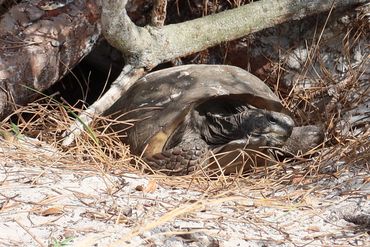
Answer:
106;65;288;158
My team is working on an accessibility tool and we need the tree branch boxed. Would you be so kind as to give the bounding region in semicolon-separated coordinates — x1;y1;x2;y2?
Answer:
103;0;366;68
62;65;145;146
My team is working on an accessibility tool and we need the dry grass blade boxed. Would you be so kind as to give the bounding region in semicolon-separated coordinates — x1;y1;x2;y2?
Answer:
0;97;134;173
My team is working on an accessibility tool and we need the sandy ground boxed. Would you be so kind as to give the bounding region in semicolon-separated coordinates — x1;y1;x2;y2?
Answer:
0;138;369;247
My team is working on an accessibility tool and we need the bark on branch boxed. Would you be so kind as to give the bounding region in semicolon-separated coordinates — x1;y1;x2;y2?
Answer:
102;0;366;68
151;0;167;27
0;0;101;120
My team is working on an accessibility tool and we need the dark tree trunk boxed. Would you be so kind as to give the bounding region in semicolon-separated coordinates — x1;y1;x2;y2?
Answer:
0;0;101;120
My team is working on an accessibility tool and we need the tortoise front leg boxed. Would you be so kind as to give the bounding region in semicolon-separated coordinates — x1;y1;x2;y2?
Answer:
144;139;208;175
282;125;324;155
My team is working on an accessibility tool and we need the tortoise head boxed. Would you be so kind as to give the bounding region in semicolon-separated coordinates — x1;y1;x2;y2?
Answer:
208;109;294;147
193;99;295;150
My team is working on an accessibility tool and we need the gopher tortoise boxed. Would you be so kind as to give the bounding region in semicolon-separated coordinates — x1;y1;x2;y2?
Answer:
106;65;322;175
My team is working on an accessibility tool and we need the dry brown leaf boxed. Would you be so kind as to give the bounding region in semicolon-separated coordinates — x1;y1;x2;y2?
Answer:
143;180;157;193
40;206;64;216
307;225;321;232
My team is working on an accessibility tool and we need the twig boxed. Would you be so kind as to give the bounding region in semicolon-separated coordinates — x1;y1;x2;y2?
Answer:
151;0;167;27
62;65;145;146
15;219;47;247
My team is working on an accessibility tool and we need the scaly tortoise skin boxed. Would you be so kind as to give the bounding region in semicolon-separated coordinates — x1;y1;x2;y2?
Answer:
106;65;322;175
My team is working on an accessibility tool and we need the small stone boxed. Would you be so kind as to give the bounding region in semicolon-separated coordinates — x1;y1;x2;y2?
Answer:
135;185;144;191
353;46;363;63
339;15;351;25
336;57;349;73
286;48;308;70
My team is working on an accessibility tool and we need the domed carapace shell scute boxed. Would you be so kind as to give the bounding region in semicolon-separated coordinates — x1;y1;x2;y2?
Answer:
106;65;286;156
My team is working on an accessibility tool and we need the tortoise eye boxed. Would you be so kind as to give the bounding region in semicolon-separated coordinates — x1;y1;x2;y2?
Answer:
267;114;277;124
